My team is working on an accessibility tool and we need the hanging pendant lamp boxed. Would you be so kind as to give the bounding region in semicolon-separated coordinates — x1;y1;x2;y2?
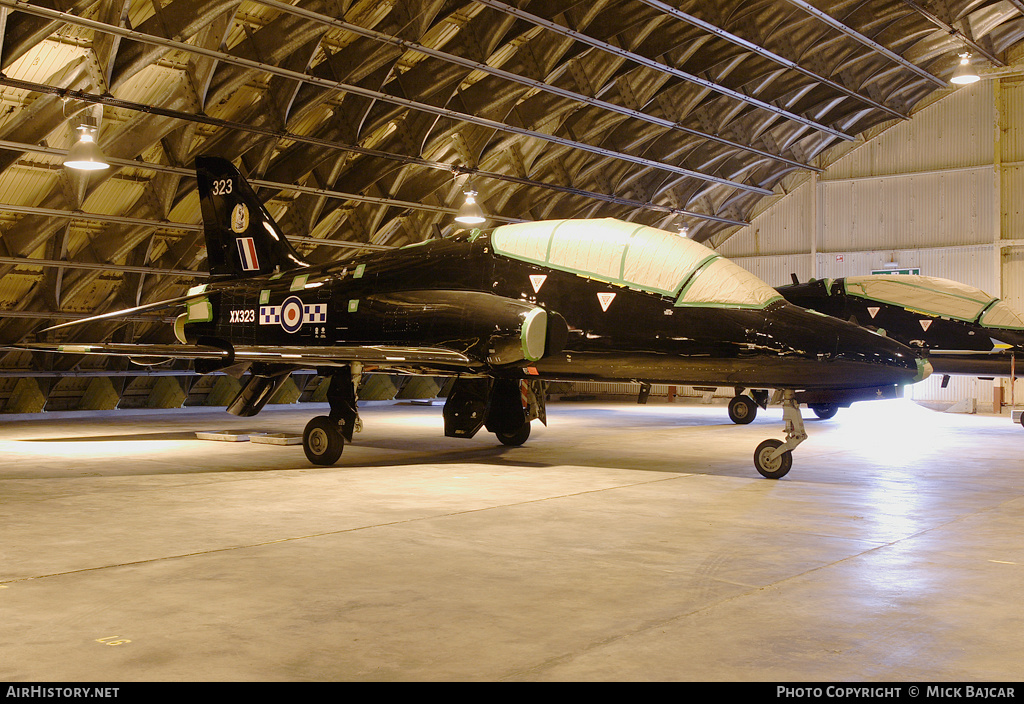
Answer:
63;118;109;171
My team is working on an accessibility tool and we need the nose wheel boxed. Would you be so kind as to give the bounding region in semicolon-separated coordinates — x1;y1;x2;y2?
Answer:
753;439;792;478
752;390;806;479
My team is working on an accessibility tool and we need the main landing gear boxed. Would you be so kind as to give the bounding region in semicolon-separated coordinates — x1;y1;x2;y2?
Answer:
752;390;807;479
729;389;842;426
303;364;361;466
304;415;345;465
728;388;769;424
443;377;546;446
495;421;531;446
298;371;546;466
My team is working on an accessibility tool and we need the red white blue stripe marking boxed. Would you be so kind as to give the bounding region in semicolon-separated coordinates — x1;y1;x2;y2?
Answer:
236;237;260;272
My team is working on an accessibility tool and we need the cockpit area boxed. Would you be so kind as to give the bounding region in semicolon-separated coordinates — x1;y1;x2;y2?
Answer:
490;218;782;310
841;275;1024;331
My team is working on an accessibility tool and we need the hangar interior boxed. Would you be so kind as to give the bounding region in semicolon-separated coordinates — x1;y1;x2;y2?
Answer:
2;0;1024;683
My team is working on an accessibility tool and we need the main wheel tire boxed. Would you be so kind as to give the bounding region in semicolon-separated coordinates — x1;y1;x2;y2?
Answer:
753;439;792;479
810;403;839;420
728;395;757;424
496;422;531;446
303;415;344;465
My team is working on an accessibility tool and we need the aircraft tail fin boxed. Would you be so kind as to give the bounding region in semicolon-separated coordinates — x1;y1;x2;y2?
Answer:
195;155;309;278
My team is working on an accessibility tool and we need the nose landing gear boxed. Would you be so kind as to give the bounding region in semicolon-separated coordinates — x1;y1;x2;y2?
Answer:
752;390;807;479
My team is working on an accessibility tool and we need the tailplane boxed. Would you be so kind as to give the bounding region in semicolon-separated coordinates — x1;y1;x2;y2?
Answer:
196;155;309;278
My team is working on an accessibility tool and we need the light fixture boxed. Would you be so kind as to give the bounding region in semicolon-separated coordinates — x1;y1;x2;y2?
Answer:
951;52;980;85
454;186;485;225
677;224;690;238
63;117;109;171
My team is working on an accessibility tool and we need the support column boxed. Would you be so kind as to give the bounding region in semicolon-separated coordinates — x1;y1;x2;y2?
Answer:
810;171;819;280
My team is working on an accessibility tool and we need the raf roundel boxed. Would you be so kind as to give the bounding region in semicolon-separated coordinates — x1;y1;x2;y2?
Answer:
280;296;305;334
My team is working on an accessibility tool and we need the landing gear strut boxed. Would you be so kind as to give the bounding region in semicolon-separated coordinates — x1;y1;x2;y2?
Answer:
303;364;361;466
752;390;807;479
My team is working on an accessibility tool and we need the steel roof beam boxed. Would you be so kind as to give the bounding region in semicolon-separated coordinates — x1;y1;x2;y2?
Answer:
636;0;909;121
779;0;948;86
248;0;819;172
0;255;208;278
898;0;1005;67
473;0;855;141
0;200;395;250
0;0;772;196
0;84;746;226
0;140;523;223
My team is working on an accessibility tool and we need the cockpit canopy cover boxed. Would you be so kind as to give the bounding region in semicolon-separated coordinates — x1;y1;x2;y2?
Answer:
492;218;781;309
843;275;1024;331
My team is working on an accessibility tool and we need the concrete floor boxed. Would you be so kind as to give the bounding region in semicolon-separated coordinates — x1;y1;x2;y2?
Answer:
1;397;1022;682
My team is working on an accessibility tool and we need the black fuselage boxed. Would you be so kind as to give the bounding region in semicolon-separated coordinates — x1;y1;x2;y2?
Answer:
186;232;926;391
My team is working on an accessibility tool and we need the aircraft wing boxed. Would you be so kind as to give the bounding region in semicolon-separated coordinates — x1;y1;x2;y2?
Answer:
6;341;472;368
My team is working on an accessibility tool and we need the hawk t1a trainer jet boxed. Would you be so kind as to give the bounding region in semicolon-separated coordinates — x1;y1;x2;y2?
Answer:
774;273;1024;425
777;274;1024;365
13;156;932;478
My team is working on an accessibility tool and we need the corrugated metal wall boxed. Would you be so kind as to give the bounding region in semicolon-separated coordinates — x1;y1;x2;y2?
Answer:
718;180;814;265
715;76;1024;408
818;170;994;251
826;83;995;179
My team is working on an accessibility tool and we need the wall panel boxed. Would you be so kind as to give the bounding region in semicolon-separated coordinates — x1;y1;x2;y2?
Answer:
999;76;1024;164
728;254;812;290
814;244;998;291
716;179;813;259
818;169;993;253
826;82;994;179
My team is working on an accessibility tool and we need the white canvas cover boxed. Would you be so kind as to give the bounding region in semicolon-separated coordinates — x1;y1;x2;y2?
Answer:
490;219;554;264
621;224;713;295
844;275;995;322
491;218;782;309
546;219;629;281
676;256;782;308
980;300;1024;330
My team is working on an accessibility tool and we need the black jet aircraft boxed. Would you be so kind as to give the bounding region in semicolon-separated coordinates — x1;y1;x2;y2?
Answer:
776;274;1024;362
10;156;932;478
765;273;1024;424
